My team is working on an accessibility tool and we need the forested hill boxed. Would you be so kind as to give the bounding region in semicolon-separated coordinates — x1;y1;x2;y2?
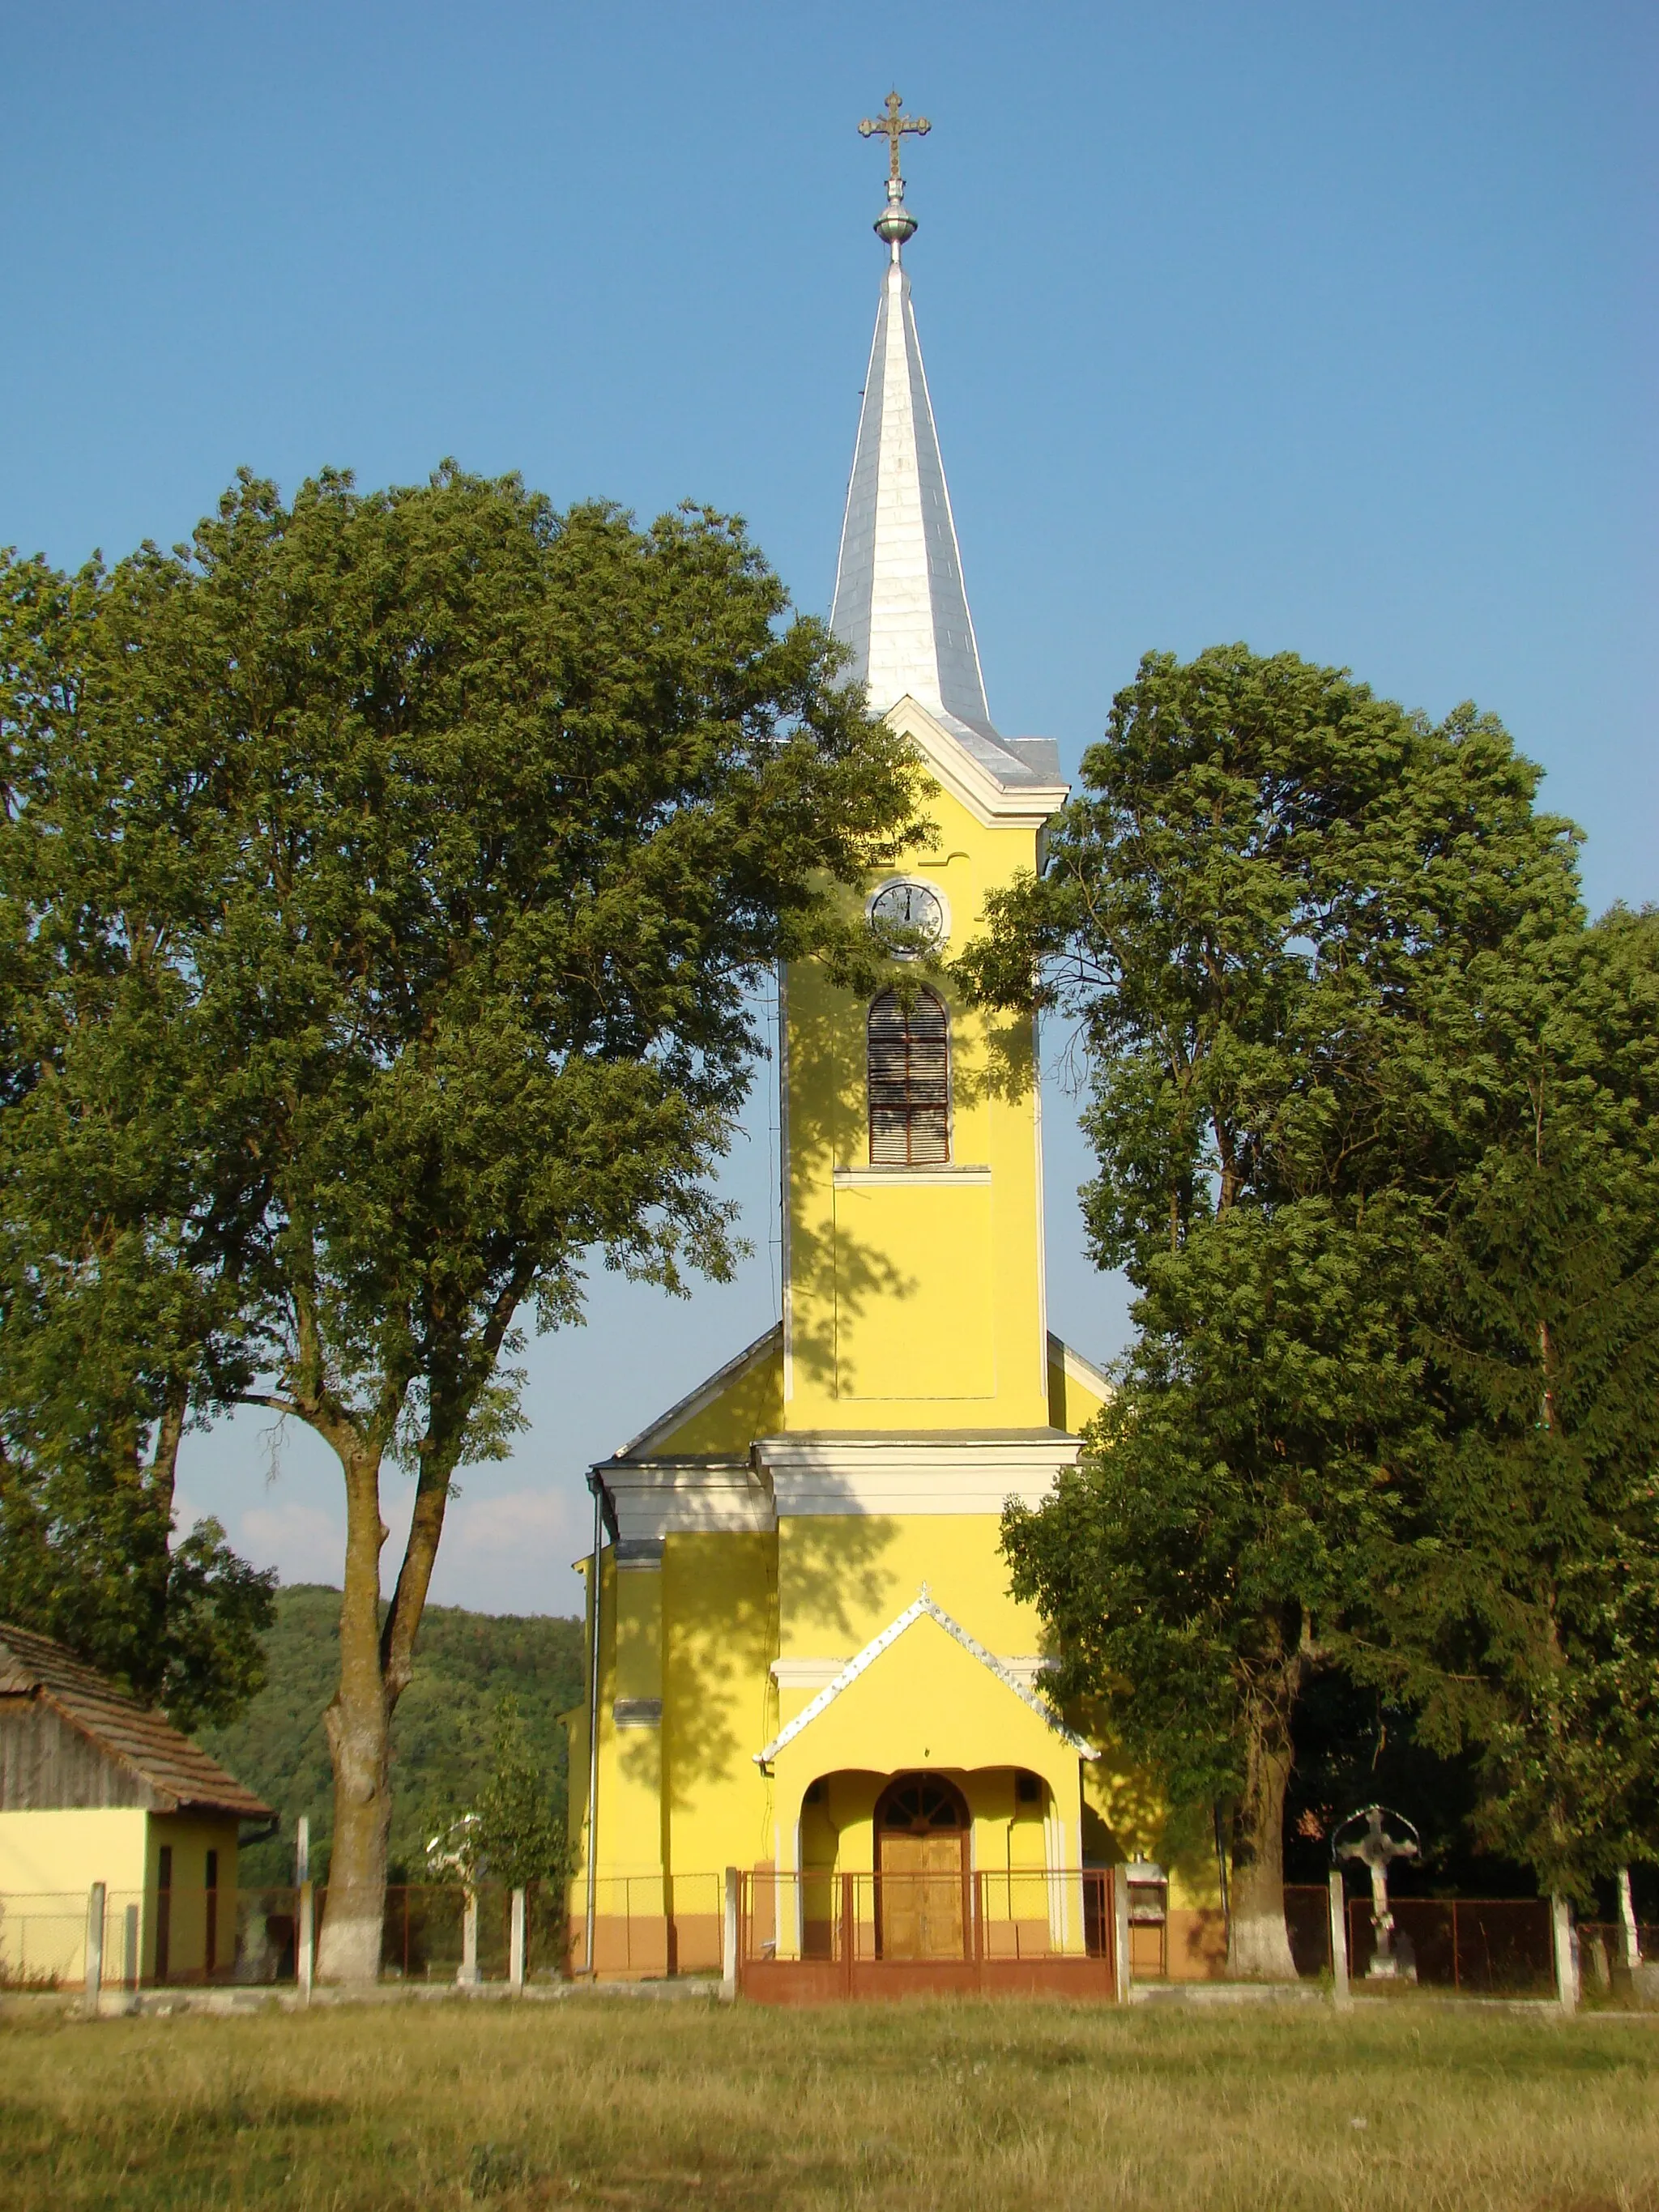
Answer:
198;1586;585;1884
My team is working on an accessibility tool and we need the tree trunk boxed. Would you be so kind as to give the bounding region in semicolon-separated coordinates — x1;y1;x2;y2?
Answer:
1226;1673;1299;1980
316;1447;394;1984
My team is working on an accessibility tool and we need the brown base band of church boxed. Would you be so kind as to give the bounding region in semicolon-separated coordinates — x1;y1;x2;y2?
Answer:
578;1868;1154;1995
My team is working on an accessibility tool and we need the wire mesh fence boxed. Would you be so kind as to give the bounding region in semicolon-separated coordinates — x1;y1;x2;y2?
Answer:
0;1880;566;1991
5;1871;1622;1999
1346;1895;1555;1994
1158;1885;1566;1996
573;1872;725;1977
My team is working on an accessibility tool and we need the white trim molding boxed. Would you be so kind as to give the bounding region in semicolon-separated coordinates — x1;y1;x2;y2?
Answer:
884;696;1070;833
774;1652;1053;1694
770;1658;849;1691
595;1428;1083;1538
754;1431;1080;1519
833;1164;991;1187
612;1323;781;1462
754;1588;1094;1768
599;1460;775;1543
1047;1332;1112;1407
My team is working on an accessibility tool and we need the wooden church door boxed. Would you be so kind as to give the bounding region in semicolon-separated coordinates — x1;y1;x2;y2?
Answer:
876;1775;969;1959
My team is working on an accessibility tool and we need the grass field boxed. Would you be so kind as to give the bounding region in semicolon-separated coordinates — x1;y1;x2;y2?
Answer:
2;1994;1655;2210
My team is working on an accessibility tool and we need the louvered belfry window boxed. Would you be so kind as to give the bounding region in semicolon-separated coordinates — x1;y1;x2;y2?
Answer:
868;989;950;1166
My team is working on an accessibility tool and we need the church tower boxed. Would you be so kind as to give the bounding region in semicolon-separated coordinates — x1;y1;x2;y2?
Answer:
562;100;1208;1991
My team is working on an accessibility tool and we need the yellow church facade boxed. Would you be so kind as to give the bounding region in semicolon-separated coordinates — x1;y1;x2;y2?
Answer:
565;117;1225;1989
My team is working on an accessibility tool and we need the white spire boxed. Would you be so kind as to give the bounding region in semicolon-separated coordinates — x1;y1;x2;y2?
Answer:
830;113;992;731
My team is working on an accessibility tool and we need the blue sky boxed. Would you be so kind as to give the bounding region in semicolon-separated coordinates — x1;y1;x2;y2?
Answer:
3;2;1653;1614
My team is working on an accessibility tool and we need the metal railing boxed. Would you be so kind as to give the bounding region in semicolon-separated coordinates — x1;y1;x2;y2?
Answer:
735;1867;1120;2001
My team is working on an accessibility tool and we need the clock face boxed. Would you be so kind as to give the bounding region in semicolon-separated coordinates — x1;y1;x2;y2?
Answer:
868;879;946;955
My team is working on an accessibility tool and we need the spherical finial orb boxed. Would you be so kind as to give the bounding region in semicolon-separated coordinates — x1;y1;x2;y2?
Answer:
873;178;918;249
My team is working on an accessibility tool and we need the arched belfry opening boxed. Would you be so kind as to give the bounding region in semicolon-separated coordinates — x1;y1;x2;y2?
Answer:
867;989;950;1165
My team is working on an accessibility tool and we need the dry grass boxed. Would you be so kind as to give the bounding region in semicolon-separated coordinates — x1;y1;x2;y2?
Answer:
1;1992;1655;2210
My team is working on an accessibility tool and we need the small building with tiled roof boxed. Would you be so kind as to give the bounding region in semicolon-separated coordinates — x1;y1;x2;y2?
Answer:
0;1622;273;1986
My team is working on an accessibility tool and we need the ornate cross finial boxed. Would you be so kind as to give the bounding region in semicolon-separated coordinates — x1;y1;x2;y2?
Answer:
859;88;930;185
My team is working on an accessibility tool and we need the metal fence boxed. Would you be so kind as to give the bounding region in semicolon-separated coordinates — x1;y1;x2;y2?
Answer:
736;1868;1119;2002
1135;1884;1569;1997
6;1872;1627;2001
1346;1894;1555;1994
0;1882;564;1992
573;1872;725;1978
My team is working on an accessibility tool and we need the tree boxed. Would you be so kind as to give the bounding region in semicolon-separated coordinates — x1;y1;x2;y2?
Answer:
467;1694;564;1890
961;644;1580;1972
0;466;923;1978
1376;910;1659;1900
0;1474;275;1733
0;543;275;1725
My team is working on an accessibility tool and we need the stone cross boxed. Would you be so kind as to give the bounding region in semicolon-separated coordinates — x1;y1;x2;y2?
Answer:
1334;1805;1420;1980
859;89;931;185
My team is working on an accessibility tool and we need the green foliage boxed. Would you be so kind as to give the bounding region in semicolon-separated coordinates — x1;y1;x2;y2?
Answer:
0;464;923;1921
0;1476;275;1731
471;1696;564;1886
198;1585;583;1885
0;529;276;1721
961;645;1579;1269
1375;911;1659;1897
427;1694;565;1889
971;646;1584;1916
1009;1200;1431;1813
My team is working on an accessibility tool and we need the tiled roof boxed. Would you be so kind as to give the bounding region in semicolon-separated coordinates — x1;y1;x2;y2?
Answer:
0;1622;273;1818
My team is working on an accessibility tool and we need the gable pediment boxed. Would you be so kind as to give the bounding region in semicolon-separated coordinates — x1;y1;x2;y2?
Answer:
755;1588;1094;1769
885;695;1068;832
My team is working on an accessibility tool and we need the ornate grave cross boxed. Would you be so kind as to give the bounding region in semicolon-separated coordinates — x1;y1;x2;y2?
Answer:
859;89;931;185
1334;1805;1421;1980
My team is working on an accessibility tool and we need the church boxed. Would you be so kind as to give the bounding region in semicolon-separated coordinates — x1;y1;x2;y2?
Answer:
565;100;1225;1990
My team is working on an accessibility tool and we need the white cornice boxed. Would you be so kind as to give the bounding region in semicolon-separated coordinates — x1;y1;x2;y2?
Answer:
599;1461;774;1541
770;1658;847;1690
833;1164;991;1187
754;1432;1078;1518
596;1431;1080;1536
772;1652;1054;1692
887;696;1069;832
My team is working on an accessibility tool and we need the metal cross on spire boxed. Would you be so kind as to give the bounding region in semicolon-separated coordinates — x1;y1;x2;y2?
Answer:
859;88;930;184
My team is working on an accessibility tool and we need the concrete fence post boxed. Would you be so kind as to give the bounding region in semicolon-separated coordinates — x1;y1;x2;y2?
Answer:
83;1883;106;2013
122;1903;139;1999
297;1880;314;2005
1112;1865;1131;2004
1551;1894;1579;2014
1328;1871;1351;2010
458;1886;480;1987
721;1867;740;2001
1616;1867;1642;1971
510;1887;527;1993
